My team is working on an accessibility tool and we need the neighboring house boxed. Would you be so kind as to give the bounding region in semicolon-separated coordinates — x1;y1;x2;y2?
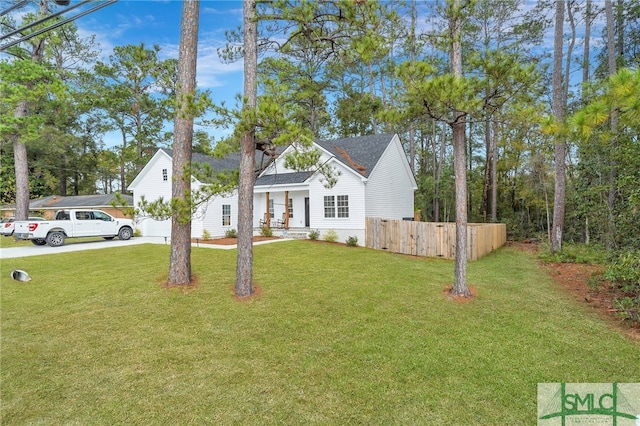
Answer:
129;133;417;241
0;194;133;220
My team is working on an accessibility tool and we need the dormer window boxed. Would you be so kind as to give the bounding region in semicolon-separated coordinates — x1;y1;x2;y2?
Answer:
162;169;168;181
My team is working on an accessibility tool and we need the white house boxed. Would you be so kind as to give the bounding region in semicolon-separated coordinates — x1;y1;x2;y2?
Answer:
255;133;417;242
128;133;417;241
127;148;242;238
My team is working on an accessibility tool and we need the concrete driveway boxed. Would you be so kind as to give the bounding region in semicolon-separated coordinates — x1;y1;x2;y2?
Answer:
0;236;287;259
0;237;164;259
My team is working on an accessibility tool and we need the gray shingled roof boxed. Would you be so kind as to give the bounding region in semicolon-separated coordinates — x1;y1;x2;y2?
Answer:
315;133;394;178
255;171;314;186
161;148;241;173
1;194;133;211
48;194;133;208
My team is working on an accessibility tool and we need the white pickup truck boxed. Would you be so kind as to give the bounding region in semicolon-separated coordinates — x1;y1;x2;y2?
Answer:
14;209;135;247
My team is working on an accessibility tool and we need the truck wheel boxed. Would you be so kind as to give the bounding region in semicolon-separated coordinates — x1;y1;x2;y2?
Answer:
31;238;47;246
46;231;65;247
118;226;133;241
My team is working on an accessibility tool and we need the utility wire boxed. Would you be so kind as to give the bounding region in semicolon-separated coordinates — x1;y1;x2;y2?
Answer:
0;0;30;18
0;0;117;51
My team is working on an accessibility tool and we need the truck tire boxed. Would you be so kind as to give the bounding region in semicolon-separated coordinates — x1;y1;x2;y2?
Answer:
46;231;65;247
118;226;133;241
31;238;47;245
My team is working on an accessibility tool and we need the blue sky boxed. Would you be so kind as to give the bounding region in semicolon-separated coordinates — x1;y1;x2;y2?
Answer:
71;0;246;147
79;1;245;90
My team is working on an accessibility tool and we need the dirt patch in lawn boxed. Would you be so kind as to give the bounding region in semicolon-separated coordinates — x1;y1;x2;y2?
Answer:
443;285;478;303
507;241;640;341
191;236;279;245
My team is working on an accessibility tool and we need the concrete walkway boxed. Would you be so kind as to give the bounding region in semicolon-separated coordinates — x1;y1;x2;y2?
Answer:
0;237;288;259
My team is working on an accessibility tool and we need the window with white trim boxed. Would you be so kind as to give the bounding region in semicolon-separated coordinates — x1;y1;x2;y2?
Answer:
222;204;231;226
288;198;294;219
269;199;274;218
162;168;168;181
324;195;349;218
337;195;349;218
324;196;335;218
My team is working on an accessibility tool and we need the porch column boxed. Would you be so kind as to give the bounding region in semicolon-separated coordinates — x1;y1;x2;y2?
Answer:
284;190;289;229
265;192;270;227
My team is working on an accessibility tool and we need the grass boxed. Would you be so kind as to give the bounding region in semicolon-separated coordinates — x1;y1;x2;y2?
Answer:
537;241;610;264
1;241;638;424
0;236;33;248
0;235;109;248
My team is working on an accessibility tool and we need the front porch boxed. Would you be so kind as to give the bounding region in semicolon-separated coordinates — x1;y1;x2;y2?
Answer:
254;225;310;240
254;187;310;231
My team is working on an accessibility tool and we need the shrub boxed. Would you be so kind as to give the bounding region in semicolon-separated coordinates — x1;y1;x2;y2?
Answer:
224;228;237;238
202;229;211;240
260;226;273;237
323;229;338;243
308;229;320;240
538;242;608;264
605;250;640;324
346;236;358;247
134;228;142;237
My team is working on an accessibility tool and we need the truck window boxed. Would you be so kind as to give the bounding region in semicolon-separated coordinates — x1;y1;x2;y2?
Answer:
93;211;112;221
75;211;93;220
56;211;70;220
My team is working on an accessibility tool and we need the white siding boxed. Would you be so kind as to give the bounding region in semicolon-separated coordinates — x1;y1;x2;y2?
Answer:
308;160;366;243
197;191;239;238
129;150;240;238
129;152;173;237
365;135;416;220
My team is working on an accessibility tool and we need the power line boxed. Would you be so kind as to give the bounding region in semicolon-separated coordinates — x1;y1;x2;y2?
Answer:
0;0;117;51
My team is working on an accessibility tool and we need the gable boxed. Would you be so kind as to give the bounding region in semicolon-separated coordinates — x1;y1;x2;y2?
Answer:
315;133;395;178
258;134;398;184
369;134;417;190
127;149;173;190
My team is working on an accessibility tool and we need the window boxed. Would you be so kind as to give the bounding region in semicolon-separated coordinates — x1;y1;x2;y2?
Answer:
162;168;168;181
324;195;349;218
93;211;112;221
269;199;274;219
222;204;231;226
337;195;349;218
324;196;335;218
75;211;92;220
288;198;294;219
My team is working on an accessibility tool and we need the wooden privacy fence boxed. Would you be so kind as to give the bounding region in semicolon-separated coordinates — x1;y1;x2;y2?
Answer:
365;217;506;261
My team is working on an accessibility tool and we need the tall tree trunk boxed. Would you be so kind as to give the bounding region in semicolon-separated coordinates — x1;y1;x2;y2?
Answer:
13;105;30;221
605;0;618;249
168;0;199;286
408;0;417;175
490;121;498;222
449;0;470;297
13;0;47;221
564;0;576;108
551;0;566;254
236;0;258;298
482;119;491;221
582;0;591;92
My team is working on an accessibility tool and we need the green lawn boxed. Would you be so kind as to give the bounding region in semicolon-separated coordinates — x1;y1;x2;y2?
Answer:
1;241;638;424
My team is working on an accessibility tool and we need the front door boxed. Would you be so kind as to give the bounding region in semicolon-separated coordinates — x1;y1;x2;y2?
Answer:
304;197;310;227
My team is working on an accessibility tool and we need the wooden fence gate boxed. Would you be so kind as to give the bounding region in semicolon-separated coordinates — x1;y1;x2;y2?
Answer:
365;218;506;260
